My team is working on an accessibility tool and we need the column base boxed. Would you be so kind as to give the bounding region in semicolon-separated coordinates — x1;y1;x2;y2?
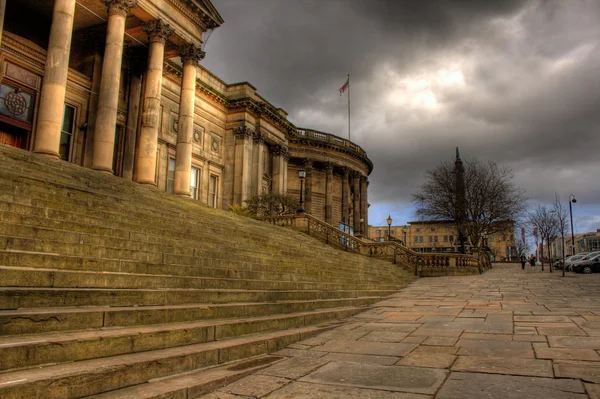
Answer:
175;192;191;198
92;167;114;175
33;150;61;159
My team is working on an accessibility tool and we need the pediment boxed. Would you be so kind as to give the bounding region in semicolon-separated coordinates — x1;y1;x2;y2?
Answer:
179;0;224;30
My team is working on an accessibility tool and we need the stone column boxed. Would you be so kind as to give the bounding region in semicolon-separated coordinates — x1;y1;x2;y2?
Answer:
122;70;142;180
361;176;369;238
92;0;138;172
325;162;334;224
251;130;265;195
133;19;173;184
303;159;313;214
0;0;6;47
232;126;252;205
173;44;204;196
341;167;349;225
352;172;361;233
33;0;77;157
282;150;289;194
271;145;287;194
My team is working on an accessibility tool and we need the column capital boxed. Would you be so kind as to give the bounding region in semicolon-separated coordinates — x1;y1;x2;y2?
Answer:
178;43;205;65
233;126;253;141
351;171;361;180
282;146;290;161
302;158;313;169
252;130;265;144
101;0;138;17
341;166;350;177
360;175;368;183
325;162;335;173
143;19;174;44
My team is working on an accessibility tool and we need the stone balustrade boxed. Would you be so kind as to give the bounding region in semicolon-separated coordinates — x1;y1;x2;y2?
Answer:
256;213;489;277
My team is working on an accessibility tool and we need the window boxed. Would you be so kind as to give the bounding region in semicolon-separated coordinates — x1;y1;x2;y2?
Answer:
376;230;381;235
414;236;419;243
501;234;506;241
434;236;439;243
445;227;450;232
167;158;175;193
428;236;433;243
444;235;449;242
416;228;421;233
391;230;395;235
209;175;219;208
431;227;435;232
59;105;75;161
489;235;494;242
190;167;200;200
419;236;424;243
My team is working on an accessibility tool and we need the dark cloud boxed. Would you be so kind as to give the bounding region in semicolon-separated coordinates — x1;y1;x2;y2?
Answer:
204;0;600;229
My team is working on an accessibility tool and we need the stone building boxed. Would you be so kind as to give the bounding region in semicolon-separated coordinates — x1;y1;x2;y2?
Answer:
369;220;516;261
0;0;372;235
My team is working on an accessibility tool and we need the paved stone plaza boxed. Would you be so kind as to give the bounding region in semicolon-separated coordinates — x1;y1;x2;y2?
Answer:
203;264;600;399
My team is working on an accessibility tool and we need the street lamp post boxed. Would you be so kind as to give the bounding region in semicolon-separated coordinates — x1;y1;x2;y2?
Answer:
297;170;306;213
386;215;392;240
569;194;577;256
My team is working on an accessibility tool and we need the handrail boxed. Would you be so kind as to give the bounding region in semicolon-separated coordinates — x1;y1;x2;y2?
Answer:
256;214;488;276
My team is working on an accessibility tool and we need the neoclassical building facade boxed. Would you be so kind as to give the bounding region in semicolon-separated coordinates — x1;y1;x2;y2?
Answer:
0;0;372;235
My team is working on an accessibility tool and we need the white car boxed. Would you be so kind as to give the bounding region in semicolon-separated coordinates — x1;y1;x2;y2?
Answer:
564;254;589;271
569;252;600;271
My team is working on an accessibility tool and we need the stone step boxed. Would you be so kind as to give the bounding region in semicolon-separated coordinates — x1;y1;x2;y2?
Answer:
0;324;333;399
0;296;380;335
0;222;401;282
85;355;286;399
0;307;359;372
0;286;396;309
0;250;408;289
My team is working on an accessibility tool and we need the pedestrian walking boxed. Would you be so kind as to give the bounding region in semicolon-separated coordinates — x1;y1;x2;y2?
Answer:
520;255;527;270
529;254;536;271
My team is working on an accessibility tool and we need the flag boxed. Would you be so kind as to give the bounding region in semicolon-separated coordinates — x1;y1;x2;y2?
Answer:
339;77;349;95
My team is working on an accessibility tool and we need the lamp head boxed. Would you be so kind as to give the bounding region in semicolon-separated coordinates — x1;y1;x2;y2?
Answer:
386;215;392;226
298;169;306;179
572;198;577;203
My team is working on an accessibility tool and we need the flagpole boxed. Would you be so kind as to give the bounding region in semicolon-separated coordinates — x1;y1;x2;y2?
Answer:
347;74;351;141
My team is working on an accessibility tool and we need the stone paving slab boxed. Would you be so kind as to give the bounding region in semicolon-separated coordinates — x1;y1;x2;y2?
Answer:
436;372;587;399
299;362;447;395
206;264;600;398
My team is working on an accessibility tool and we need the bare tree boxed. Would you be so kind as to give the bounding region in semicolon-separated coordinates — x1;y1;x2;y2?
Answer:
413;157;526;250
528;205;560;272
552;194;570;277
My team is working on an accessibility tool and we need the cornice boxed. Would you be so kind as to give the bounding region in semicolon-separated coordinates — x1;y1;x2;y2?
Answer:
166;0;222;31
228;98;297;137
289;139;373;174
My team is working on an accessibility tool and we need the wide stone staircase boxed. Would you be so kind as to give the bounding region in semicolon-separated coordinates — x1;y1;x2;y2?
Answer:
0;145;415;398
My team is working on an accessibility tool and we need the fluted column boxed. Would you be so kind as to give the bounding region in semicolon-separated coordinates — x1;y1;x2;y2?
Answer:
134;19;173;184
303;159;313;214
33;0;77;157
251;130;265;195
361;176;369;238
352;172;361;233
173;44;204;196
271;145;287;194
92;0;137;172
232;126;252;205
325;162;334;224
341;167;349;225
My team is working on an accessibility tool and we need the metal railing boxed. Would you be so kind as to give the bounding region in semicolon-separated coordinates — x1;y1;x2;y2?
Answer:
256;214;487;276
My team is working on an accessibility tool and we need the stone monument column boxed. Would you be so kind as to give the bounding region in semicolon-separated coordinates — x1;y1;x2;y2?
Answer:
282;149;289;193
341;167;349;225
271;145;287;194
173;44;204;196
134;19;173;184
92;0;138;172
33;0;77;157
303;159;313;214
325;162;334;224
251;130;265;195
232;126;252;205
361;176;369;238
352;172;361;233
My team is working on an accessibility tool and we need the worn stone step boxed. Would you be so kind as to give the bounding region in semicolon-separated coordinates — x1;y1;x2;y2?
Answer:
0;324;333;399
84;354;286;399
0;296;380;335
0;286;396;309
0;307;359;371
0;265;403;294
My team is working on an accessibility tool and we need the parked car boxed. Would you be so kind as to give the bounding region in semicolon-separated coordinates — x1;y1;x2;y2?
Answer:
573;259;600;274
563;254;589;271
570;252;600;272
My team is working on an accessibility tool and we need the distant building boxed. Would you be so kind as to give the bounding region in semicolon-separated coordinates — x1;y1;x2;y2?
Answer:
368;220;516;261
549;229;600;258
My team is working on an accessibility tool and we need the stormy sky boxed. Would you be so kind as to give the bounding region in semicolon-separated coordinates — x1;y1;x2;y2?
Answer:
203;0;600;232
